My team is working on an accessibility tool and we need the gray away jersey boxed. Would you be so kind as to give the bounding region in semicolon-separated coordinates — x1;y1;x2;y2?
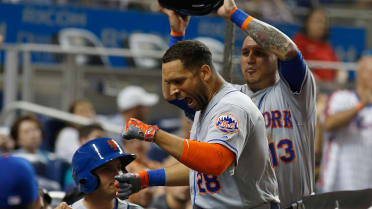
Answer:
71;198;143;209
189;84;279;209
235;65;316;207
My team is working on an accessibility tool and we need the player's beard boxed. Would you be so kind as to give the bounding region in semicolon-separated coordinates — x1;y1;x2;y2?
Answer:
192;78;209;111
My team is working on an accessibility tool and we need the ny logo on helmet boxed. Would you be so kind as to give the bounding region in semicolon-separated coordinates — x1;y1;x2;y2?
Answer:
107;140;118;150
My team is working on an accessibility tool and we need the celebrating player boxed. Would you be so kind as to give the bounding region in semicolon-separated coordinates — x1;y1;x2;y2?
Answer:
161;0;316;208
116;40;280;208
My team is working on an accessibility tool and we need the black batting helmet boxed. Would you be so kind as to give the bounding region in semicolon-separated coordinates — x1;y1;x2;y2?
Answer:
159;0;224;16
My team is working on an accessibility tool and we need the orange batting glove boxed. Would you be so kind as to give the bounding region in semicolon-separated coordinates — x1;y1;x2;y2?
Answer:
122;118;159;142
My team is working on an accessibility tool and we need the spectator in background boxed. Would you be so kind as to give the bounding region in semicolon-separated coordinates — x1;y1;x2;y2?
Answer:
318;52;372;192
10;114;60;191
99;85;159;135
78;123;106;145
293;8;341;82
55;99;96;163
0;155;40;209
10;115;53;165
116;86;159;125
0;127;14;154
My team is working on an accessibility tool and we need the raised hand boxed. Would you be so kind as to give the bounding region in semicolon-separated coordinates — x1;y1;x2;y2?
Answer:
122;118;159;142
216;0;237;18
159;3;190;33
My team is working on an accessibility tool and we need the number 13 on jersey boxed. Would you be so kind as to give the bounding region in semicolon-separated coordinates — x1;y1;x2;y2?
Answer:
269;139;296;167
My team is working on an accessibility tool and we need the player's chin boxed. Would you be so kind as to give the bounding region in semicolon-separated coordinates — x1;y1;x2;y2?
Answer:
107;188;117;197
245;75;260;85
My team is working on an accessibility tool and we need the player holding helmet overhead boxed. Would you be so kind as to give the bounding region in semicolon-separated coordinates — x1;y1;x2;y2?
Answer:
161;0;316;208
70;137;143;209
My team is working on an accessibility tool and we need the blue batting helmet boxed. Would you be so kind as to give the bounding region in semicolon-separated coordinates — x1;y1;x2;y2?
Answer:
72;138;136;194
158;0;223;16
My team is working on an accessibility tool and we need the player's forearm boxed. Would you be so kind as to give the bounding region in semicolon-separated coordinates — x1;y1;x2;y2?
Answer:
165;162;190;186
324;105;364;131
228;8;297;61
245;19;297;60
155;130;185;159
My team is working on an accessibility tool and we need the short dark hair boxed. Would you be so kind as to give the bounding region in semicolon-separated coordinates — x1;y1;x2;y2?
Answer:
10;114;43;146
78;123;104;139
161;40;215;72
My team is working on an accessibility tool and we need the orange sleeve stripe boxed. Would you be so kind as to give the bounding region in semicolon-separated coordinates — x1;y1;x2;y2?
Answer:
228;7;238;19
179;139;235;176
171;30;185;37
241;16;254;30
137;170;149;189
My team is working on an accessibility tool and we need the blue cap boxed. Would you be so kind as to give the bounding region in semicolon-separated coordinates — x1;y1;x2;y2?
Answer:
0;155;39;208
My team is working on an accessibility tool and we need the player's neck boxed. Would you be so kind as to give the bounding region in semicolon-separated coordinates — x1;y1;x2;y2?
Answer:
83;194;115;209
208;74;225;100
248;75;277;92
248;82;273;92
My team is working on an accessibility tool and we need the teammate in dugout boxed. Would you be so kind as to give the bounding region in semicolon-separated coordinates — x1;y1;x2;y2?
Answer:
160;0;316;208
115;38;280;208
68;137;143;209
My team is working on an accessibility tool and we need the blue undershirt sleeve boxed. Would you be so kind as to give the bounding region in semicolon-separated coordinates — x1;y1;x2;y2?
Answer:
277;52;307;93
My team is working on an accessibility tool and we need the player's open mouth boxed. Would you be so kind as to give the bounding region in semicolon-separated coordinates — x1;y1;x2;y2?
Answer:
184;97;196;108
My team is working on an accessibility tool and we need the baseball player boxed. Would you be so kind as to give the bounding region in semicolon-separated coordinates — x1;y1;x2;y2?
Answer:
69;137;143;209
116;40;279;209
161;0;316;208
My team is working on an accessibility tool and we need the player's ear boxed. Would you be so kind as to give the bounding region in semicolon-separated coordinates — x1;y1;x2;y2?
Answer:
199;64;212;82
